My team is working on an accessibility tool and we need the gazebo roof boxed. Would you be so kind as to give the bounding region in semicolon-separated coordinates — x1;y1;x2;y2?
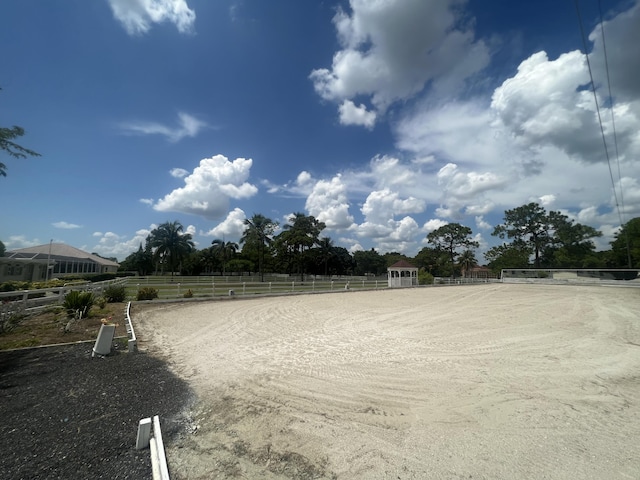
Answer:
388;260;417;269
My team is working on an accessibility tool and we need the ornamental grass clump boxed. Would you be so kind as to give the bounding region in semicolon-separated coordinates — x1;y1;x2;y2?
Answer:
63;291;95;320
62;290;95;333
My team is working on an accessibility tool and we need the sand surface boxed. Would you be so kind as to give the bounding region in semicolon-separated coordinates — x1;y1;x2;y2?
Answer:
135;284;640;479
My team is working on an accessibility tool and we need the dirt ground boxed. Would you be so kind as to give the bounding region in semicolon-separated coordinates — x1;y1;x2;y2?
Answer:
134;284;640;479
0;302;128;350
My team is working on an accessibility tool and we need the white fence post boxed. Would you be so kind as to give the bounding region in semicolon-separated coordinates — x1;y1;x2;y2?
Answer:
153;415;170;480
136;417;152;450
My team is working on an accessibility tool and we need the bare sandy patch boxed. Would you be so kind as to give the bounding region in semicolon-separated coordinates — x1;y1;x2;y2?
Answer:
135;284;640;479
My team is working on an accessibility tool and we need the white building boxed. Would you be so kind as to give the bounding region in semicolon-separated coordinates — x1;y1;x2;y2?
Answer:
1;243;119;283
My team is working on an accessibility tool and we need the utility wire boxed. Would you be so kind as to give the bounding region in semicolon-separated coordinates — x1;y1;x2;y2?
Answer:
598;0;625;219
574;0;630;267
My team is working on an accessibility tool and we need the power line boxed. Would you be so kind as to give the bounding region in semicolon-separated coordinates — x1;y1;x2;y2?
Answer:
597;0;625;220
597;0;631;267
574;0;631;267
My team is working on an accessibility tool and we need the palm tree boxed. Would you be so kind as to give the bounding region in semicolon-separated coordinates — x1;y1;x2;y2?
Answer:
278;213;326;280
317;237;334;277
211;239;239;276
148;221;195;275
458;249;477;278
241;214;278;282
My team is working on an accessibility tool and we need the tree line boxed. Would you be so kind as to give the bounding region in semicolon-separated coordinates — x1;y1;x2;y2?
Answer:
118;202;640;279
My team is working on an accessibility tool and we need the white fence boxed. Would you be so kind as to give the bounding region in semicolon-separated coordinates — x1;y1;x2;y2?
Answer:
136;415;170;480
500;268;640;286
124;302;137;352
0;278;128;310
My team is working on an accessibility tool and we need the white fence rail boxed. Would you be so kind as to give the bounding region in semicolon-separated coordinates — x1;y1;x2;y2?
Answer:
124;301;137;352
136;415;170;480
0;278;129;310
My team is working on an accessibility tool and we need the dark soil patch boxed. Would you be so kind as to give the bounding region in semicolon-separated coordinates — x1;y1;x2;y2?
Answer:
0;343;194;479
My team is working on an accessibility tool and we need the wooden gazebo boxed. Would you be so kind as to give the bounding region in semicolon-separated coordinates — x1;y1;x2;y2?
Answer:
387;260;418;288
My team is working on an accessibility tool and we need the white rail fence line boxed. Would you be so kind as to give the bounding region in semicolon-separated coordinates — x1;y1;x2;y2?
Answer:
0;278;129;310
124;301;137;352
136;415;170;480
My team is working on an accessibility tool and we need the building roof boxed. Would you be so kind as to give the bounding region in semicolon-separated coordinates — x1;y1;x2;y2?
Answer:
389;260;417;269
7;243;119;267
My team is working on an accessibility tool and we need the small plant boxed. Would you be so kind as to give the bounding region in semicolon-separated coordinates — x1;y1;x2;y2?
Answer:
183;288;193;298
103;284;127;303
95;296;107;309
136;287;158;301
0;281;30;292
418;271;434;285
0;302;26;335
62;290;95;333
63;291;95;319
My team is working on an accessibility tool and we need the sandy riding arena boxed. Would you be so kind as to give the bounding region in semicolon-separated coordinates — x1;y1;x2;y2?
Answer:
135;284;640;479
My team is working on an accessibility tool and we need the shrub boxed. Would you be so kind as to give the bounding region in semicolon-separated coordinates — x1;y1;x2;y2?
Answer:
136;287;158;301
0;302;26;334
183;288;193;298
63;291;95;319
104;284;127;303
94;296;107;309
0;281;30;293
418;271;434;285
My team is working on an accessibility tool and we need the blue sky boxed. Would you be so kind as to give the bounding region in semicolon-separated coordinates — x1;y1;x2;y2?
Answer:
1;0;639;261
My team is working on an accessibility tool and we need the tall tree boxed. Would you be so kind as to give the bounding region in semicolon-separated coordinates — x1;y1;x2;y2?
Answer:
458;249;477;278
484;241;532;274
316;237;334;277
413;246;451;277
609;217;640;268
240;214;278;281
1;88;41;177
0;240;5;257
492;203;552;268
276;213;326;279
543;211;602;268
148;221;195;275
211;239;239;276
119;242;154;275
353;248;387;276
426;223;479;278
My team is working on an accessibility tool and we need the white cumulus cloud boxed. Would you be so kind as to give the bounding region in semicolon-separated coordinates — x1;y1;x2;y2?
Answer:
305;175;355;230
153;154;258;219
310;0;489;124
107;0;196;35
203;208;247;240
338;100;377;128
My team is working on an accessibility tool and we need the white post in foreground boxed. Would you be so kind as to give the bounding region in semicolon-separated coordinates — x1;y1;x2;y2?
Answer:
136;417;152;450
92;324;116;357
153;415;170;480
136;416;170;480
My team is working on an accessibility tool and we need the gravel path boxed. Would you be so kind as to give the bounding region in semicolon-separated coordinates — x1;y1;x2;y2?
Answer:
0;342;193;479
